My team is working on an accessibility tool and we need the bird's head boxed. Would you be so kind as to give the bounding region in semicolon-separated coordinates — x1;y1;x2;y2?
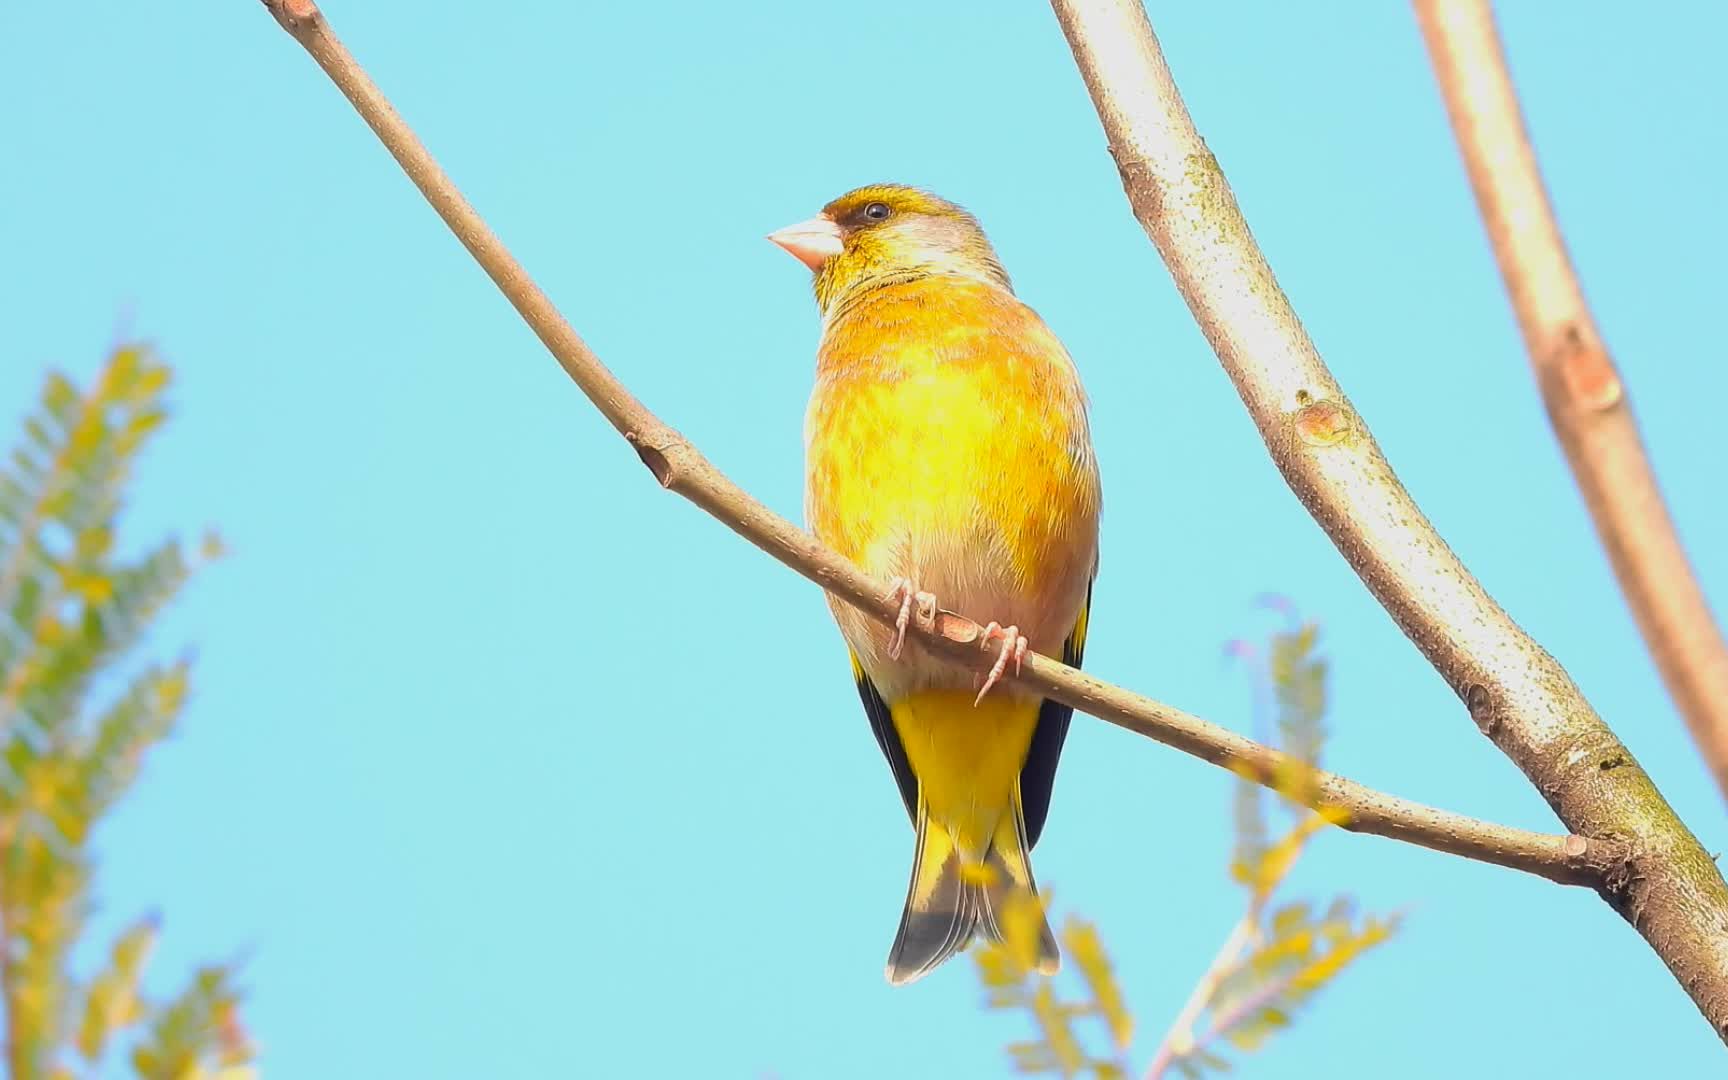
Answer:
769;184;1011;318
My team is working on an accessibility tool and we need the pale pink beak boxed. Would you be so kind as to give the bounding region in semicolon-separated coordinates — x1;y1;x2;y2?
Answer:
767;215;844;271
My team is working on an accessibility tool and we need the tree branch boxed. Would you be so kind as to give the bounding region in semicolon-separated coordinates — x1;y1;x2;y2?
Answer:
1048;0;1728;1041
257;1;1620;892
1143;912;1255;1078
1412;0;1728;803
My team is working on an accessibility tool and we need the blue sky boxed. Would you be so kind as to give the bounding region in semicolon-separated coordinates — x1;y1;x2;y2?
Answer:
4;2;1725;1076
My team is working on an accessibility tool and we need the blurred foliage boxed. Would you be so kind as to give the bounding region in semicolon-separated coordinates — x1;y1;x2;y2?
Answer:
0;347;253;1079
976;889;1132;1079
978;604;1397;1078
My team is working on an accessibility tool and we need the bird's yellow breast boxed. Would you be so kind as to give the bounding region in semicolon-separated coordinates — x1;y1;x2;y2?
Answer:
804;277;1100;676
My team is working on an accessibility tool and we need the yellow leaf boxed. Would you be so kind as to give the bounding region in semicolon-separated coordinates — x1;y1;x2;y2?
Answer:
113;917;159;976
1270;901;1309;936
1029;983;1087;1077
74;574;114;603
102;346;142;398
43;371;78;413
75;526;114;561
68;412;109;459
153;667;191;715
132;364;172;403
127;407;168;442
1063;918;1132;1050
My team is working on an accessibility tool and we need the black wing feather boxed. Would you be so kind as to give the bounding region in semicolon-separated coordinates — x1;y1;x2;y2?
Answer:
1021;579;1093;849
853;654;918;822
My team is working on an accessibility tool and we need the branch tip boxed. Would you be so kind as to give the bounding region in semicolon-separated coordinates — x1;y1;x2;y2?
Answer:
261;0;321;32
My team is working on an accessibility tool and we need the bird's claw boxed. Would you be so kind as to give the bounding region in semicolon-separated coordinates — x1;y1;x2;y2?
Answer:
975;622;1028;705
883;577;938;660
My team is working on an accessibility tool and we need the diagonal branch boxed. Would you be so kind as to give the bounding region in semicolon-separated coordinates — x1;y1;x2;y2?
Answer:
1413;0;1728;803
254;0;1620;888
1048;0;1728;1041
1143;911;1255;1078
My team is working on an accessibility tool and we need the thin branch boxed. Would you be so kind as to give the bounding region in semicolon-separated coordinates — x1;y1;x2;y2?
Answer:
256;2;1618;889
1413;0;1728;803
1183;965;1298;1067
1147;807;1328;1078
1047;0;1728;1040
1143;913;1255;1079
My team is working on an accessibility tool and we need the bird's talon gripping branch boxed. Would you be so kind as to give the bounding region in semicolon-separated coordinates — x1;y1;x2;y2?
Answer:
883;577;938;659
975;621;1028;705
913;591;938;633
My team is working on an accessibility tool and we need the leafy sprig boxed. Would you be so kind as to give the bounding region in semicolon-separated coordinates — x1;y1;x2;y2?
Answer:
0;347;253;1080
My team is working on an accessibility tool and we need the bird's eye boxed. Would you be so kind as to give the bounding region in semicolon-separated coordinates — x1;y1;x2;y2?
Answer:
863;202;893;222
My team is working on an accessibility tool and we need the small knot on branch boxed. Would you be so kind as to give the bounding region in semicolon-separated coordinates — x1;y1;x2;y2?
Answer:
1552;327;1622;412
1465;683;1498;737
1108;152;1164;221
1293;396;1352;447
625;431;676;488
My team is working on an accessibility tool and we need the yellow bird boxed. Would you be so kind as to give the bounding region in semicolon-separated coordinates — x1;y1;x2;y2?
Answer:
770;185;1102;984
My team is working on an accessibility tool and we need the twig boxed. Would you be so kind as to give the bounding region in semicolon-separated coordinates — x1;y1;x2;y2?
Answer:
1143;913;1256;1078
1182;964;1301;1068
1413;0;1728;802
1147;808;1327;1078
1047;0;1728;1040
256;1;1621;890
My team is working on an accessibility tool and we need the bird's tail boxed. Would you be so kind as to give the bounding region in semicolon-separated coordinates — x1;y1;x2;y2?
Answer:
885;793;1059;986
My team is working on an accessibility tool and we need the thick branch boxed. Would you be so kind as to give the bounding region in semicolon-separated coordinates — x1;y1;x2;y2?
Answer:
1049;0;1728;1040
1413;0;1728;802
254;0;1618;888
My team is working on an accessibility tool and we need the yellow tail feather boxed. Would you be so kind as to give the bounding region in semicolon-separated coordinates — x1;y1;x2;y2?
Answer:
885;793;1058;985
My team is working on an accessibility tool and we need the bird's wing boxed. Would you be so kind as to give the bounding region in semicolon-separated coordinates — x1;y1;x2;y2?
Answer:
1020;577;1092;849
852;650;917;822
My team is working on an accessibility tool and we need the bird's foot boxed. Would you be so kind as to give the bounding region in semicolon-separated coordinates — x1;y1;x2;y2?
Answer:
883;577;939;660
975;622;1028;705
